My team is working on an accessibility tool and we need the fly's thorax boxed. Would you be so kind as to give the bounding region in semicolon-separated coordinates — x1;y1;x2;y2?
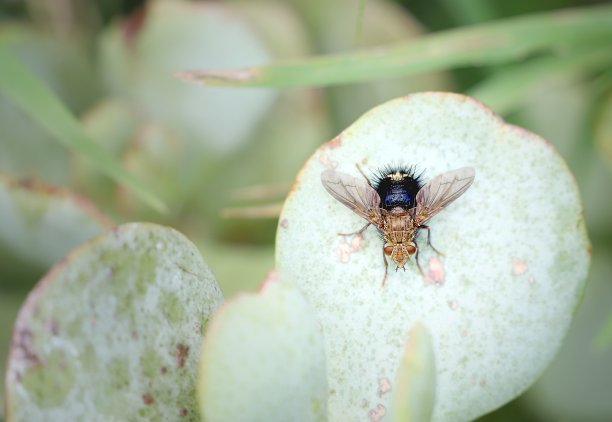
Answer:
381;208;415;239
372;165;424;210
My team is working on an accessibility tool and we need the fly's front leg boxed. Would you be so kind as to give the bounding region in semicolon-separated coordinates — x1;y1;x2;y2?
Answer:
338;222;370;237
355;163;373;185
419;224;444;256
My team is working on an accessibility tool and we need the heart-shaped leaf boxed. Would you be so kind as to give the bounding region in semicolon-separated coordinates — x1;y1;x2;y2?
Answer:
198;273;327;422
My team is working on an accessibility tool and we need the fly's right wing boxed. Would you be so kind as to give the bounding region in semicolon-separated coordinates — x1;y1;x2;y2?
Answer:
321;169;382;226
411;167;475;225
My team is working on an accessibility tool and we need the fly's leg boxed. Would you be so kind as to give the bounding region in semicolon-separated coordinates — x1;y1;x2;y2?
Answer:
356;163;373;185
381;248;389;287
338;223;370;237
414;246;426;277
418;224;444;256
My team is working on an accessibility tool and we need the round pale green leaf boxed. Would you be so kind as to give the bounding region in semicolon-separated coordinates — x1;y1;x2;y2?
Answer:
198;273;327;422
100;0;276;155
5;223;223;421
0;172;112;285
276;93;590;421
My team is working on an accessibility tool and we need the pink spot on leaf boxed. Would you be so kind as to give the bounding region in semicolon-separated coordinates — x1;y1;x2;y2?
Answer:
325;135;342;149
142;392;154;405
258;271;279;292
176;344;189;368
512;257;528;276
448;300;458;310
280;218;289;229
378;377;392;396
338;235;363;263
426;257;445;285
45;319;59;336
369;404;387;422
319;154;338;170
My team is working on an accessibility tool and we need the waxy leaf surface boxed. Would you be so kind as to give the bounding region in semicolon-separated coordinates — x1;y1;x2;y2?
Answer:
276;93;590;421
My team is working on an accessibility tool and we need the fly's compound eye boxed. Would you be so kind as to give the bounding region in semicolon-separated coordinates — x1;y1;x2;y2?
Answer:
383;245;394;256
406;243;417;255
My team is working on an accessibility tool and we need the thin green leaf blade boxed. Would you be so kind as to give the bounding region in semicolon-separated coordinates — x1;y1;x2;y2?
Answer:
179;4;612;88
0;46;167;213
468;45;612;115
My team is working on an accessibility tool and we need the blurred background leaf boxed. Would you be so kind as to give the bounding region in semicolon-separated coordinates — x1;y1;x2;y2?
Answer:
0;46;166;212
180;4;612;87
1;0;611;420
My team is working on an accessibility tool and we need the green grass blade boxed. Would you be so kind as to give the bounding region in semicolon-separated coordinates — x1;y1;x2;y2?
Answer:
0;46;167;213
593;308;612;353
178;4;612;88
468;46;612;115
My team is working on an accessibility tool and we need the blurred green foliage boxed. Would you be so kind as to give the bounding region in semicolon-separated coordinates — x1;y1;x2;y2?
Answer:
1;0;611;420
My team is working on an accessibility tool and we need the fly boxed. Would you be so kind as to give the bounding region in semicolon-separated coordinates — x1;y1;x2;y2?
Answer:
321;164;475;286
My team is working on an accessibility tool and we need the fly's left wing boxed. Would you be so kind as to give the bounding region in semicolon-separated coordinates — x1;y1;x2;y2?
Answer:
410;167;475;225
321;169;382;226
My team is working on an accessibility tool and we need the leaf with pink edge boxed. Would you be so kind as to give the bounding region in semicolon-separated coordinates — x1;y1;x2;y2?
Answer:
5;223;223;421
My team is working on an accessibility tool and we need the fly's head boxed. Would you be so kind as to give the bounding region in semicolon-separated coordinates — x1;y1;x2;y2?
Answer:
384;241;417;269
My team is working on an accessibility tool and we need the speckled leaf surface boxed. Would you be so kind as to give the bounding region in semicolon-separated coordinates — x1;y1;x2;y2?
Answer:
5;223;223;421
0;172;112;284
276;93;590;421
198;273;327;422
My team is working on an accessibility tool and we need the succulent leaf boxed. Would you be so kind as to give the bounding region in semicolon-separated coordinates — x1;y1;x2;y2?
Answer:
5;223;223;421
276;92;590;421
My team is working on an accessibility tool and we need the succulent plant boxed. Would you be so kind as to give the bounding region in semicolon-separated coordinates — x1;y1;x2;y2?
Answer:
1;0;607;417
198;93;591;421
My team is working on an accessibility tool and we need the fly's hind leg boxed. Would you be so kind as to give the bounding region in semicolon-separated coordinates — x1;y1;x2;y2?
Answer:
419;224;444;256
414;247;426;277
381;248;389;287
338;222;370;237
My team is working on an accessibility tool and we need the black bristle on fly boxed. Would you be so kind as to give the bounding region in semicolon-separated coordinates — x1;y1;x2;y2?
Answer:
370;164;424;210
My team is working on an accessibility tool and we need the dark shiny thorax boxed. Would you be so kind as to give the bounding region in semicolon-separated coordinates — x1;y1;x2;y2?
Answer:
372;167;423;211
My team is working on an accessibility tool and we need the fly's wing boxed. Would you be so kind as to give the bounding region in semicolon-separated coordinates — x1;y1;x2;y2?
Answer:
410;167;475;225
321;169;382;225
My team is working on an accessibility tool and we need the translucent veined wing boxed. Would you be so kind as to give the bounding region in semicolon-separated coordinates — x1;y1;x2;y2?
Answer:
321;169;382;225
410;167;475;225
